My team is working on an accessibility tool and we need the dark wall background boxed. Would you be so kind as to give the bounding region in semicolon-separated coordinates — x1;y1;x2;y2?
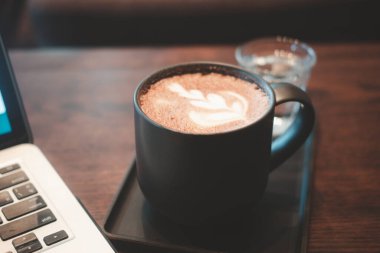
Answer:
1;0;379;48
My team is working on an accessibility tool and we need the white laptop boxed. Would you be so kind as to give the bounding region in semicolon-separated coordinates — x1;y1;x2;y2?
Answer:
0;37;116;253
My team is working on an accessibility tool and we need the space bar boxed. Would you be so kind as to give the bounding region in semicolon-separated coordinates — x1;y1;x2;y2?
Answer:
0;209;56;240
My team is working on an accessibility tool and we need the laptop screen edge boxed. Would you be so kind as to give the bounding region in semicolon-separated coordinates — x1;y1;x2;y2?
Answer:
0;35;33;150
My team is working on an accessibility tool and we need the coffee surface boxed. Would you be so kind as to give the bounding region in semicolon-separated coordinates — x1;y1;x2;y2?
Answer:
139;73;269;134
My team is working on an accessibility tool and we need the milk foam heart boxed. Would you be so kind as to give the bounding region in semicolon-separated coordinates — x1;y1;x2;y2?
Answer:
167;83;249;127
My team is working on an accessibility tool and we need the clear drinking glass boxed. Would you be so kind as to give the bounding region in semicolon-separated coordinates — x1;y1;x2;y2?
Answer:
235;36;316;137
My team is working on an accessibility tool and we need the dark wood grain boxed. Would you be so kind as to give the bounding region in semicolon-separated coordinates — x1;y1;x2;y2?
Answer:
9;43;380;253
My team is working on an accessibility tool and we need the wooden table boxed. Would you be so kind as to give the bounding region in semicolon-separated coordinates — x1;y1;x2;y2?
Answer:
9;43;380;252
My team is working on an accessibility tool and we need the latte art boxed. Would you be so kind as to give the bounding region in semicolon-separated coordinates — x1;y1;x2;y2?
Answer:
139;73;269;134
167;83;249;127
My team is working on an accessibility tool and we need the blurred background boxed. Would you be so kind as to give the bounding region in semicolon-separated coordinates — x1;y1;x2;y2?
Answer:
1;0;379;48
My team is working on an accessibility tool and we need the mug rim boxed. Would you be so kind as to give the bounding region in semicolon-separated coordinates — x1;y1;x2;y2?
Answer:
133;61;276;136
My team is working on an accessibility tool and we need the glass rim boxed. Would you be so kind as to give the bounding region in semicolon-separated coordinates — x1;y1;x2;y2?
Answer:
235;36;317;70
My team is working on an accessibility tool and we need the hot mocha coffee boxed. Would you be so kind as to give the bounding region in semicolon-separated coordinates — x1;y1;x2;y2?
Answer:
139;73;269;134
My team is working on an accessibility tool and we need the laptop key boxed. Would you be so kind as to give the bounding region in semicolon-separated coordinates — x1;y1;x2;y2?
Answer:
12;232;38;249
0;209;56;240
2;196;47;220
0;191;13;207
0;164;20;174
0;171;28;191
16;239;42;253
13;183;38;200
13;233;42;253
43;230;68;246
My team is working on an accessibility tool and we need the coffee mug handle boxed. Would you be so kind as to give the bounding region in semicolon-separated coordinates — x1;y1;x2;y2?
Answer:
270;83;315;172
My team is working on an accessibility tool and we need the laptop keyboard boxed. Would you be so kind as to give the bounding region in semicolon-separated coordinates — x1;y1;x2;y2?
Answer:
0;163;70;253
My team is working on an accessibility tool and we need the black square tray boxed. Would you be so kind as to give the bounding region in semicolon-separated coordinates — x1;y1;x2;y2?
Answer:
103;135;314;253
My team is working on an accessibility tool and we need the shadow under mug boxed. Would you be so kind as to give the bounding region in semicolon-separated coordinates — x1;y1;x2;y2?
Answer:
134;62;315;226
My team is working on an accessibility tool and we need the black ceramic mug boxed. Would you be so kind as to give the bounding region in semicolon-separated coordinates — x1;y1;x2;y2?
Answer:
134;62;315;226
